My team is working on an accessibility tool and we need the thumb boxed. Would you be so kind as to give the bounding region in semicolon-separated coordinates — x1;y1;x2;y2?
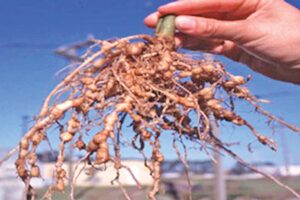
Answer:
175;16;247;42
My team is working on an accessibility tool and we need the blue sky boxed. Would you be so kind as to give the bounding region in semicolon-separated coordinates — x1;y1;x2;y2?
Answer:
0;0;299;168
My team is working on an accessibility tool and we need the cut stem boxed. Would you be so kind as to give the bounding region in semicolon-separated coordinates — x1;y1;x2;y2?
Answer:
155;15;176;37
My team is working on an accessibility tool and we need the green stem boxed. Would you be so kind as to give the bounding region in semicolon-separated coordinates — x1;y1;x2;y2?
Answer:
155;15;176;37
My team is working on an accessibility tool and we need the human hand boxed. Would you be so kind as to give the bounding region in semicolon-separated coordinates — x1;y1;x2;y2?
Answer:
145;0;300;84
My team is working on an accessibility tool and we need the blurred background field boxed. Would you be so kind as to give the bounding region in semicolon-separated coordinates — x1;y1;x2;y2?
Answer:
1;154;300;199
35;177;300;200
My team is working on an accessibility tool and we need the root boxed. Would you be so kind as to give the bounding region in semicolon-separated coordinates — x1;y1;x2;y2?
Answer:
0;145;19;166
70;153;90;200
116;180;133;200
211;135;300;199
173;135;192;200
4;23;299;200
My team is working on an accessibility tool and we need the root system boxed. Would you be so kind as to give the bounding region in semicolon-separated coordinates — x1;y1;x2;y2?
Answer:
2;15;300;200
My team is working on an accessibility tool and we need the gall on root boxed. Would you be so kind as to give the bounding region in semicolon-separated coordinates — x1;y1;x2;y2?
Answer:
1;15;300;200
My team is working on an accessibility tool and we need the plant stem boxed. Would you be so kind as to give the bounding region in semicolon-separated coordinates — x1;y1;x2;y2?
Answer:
155;15;176;38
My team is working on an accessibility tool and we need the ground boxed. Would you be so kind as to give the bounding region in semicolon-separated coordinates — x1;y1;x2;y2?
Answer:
35;177;300;200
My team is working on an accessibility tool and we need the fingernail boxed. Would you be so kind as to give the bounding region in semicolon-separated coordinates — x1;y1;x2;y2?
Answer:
176;17;196;32
174;37;183;48
145;13;157;22
158;2;176;11
211;45;225;54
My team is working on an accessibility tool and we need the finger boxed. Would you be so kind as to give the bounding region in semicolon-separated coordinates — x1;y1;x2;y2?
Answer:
218;43;274;78
174;33;244;64
221;41;243;62
197;12;227;20
175;16;247;42
144;12;161;28
158;0;260;16
174;33;225;51
145;11;228;29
